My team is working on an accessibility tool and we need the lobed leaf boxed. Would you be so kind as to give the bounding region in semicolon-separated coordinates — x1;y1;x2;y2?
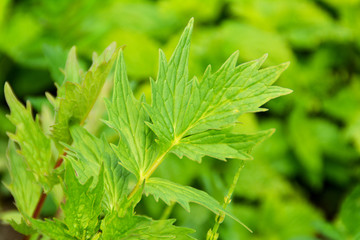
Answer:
62;163;104;238
105;50;157;180
172;129;274;162
145;177;251;232
101;212;195;240
65;126;130;213
30;219;73;240
4;83;55;192
8;216;36;236
31;163;105;239
144;18;291;164
52;43;117;144
4;141;41;216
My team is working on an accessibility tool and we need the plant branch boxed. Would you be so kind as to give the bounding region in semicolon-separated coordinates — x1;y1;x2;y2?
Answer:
127;141;177;200
207;161;245;240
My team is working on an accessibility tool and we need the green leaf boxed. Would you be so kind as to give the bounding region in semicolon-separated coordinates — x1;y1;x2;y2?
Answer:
4;83;54;192
171;129;274;162
31;218;73;240
340;185;360;235
66;126;130;213
4;141;41;216
31;163;104;239
63;46;81;84
52;43;117;144
105;50;156;180
9;217;36;236
144;177;251;232
101;212;195;240
62;162;104;238
144;18;291;163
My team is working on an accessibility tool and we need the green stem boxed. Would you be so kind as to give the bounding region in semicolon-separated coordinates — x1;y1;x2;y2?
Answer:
207;161;245;240
160;202;175;220
127;178;143;200
127;141;177;200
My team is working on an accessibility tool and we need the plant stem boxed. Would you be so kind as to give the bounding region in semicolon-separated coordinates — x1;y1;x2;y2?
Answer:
127;142;175;200
127;178;143;200
32;192;47;219
207;161;245;240
160;202;175;220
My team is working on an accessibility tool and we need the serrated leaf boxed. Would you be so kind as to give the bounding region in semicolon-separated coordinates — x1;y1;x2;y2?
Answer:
31;163;105;239
62;162;104;238
171;129;274;162
65;126;130;213
145;177;251;232
143;19;291;164
4;141;41;216
101;212;195;240
9;217;36;235
4;83;54;192
105;50;157;180
52;43;117;144
31;218;73;240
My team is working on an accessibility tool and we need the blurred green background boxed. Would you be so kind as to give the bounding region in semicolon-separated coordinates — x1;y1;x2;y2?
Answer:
0;0;360;239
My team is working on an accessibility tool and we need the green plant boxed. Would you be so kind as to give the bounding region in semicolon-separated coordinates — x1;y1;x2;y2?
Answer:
4;19;290;239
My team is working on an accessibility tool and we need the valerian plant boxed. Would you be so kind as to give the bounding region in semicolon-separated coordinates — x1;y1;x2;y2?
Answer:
4;19;291;239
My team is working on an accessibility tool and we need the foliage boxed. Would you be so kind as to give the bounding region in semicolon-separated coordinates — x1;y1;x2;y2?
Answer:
1;19;290;239
0;0;359;239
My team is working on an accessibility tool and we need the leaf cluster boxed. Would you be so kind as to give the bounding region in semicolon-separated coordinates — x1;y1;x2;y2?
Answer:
3;19;290;239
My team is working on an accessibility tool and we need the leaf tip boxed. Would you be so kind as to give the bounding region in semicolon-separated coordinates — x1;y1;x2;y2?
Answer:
188;17;194;26
4;82;12;100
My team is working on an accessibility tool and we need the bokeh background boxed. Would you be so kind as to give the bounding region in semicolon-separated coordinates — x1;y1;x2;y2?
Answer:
0;0;360;239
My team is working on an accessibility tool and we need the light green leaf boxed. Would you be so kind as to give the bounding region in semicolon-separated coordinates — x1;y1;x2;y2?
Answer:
31;219;73;240
32;163;104;239
52;43;117;144
101;212;195;240
63;46;81;84
8;217;36;236
66;126;130;213
144;18;291;164
105;50;156;180
171;129;274;162
62;162;104;238
4;83;55;192
145;177;251;232
4;141;41;216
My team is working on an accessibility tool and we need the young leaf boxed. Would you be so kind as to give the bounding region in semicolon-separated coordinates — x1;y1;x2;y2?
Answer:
105;50;156;180
101;212;195;240
144;177;251;232
4;83;55;192
30;219;73;240
65;126;130;213
62;163;104;238
31;163;104;239
143;18;291;164
52;43;117;144
4;141;41;216
8;218;36;236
